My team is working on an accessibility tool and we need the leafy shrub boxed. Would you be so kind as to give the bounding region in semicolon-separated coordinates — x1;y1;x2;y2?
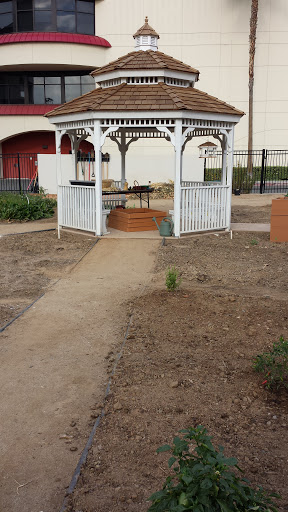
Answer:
166;266;182;292
253;337;288;390
148;426;280;512
0;193;57;221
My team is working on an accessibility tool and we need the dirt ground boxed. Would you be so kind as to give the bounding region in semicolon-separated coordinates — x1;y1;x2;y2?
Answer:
66;231;288;512
0;230;94;328
0;198;287;512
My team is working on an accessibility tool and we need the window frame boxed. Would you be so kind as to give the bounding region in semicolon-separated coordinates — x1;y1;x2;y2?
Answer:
0;0;95;34
0;70;94;105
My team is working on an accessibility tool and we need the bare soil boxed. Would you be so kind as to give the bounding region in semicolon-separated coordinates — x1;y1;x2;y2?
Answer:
66;231;288;512
0;230;94;328
0;200;287;512
231;205;271;223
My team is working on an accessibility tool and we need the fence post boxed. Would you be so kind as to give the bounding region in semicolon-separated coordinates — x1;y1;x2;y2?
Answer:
17;153;22;194
260;149;266;194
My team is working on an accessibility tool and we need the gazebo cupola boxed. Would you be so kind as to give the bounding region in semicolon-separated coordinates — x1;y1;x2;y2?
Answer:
92;19;199;89
133;16;159;51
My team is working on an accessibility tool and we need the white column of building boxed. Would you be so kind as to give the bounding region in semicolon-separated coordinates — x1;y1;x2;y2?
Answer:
92;120;103;236
226;127;234;230
174;119;182;238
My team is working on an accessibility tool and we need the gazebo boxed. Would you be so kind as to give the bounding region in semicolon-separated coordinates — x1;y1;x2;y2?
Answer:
46;18;244;238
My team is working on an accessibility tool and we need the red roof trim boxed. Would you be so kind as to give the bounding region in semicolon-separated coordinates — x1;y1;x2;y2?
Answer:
0;105;61;115
0;32;111;47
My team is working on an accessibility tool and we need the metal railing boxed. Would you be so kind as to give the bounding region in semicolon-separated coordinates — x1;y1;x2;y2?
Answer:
0;153;38;193
204;149;288;194
180;185;229;234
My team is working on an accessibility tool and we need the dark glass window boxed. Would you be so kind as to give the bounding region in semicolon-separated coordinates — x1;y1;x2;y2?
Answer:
34;10;52;31
57;11;75;32
0;0;12;33
77;0;93;14
56;0;75;11
0;0;95;33
0;72;94;104
77;12;93;35
17;0;32;9
17;10;33;31
34;0;51;8
0;0;12;14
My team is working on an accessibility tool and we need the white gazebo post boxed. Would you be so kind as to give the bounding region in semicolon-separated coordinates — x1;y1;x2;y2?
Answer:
55;128;64;238
174;119;182;238
221;134;228;186
120;131;126;189
93;120;102;236
226;127;234;229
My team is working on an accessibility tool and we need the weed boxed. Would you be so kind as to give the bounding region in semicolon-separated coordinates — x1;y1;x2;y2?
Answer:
250;239;259;246
166;266;182;292
148;426;280;512
253;337;288;390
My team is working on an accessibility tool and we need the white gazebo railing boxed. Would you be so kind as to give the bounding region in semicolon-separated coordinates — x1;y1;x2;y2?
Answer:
180;185;229;234
58;185;126;233
58;185;96;232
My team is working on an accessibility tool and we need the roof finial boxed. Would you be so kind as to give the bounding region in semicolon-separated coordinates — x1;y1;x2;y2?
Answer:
145;16;148;23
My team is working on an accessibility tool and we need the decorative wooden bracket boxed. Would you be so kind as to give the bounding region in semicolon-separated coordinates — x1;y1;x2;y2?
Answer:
100;126;120;146
156;126;175;147
182;127;195;148
56;129;67;152
110;134;139;153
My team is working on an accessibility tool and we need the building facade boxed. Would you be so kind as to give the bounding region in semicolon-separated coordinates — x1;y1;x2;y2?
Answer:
0;0;287;185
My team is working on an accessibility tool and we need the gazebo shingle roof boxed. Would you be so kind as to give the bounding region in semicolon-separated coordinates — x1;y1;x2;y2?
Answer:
91;50;199;77
46;82;244;117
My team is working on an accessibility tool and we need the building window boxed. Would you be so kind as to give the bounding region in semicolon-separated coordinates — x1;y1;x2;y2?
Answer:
0;0;95;34
0;72;94;104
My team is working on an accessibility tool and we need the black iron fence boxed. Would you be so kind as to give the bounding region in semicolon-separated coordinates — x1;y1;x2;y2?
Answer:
0;153;38;193
204;149;288;194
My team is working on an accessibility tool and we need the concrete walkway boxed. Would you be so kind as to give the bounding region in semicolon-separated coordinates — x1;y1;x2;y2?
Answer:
0;238;160;512
231;222;270;232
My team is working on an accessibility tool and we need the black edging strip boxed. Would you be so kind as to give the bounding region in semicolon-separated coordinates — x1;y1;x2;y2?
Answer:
0;228;56;237
0;293;45;333
0;238;99;334
60;314;133;512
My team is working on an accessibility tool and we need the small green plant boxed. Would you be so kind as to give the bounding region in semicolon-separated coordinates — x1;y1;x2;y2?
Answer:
148;426;280;512
253;336;288;390
0;193;57;221
166;266;182;292
250;239;259;246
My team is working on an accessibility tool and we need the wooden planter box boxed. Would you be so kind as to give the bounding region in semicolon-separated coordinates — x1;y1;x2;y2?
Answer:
108;208;167;232
270;198;288;242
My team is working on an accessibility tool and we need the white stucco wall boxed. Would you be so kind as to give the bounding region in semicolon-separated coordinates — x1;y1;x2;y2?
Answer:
38;154;74;194
0;42;108;72
96;0;288;150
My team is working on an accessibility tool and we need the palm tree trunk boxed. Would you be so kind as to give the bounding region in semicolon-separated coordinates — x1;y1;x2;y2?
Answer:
247;0;258;175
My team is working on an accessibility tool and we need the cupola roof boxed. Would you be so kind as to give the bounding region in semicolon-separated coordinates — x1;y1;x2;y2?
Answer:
133;17;160;39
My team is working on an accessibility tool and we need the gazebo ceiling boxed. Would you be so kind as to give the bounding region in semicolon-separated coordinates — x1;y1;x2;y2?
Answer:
46;82;243;118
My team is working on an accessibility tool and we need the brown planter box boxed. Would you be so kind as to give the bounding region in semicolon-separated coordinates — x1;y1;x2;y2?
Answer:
108;208;167;232
270;198;288;242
